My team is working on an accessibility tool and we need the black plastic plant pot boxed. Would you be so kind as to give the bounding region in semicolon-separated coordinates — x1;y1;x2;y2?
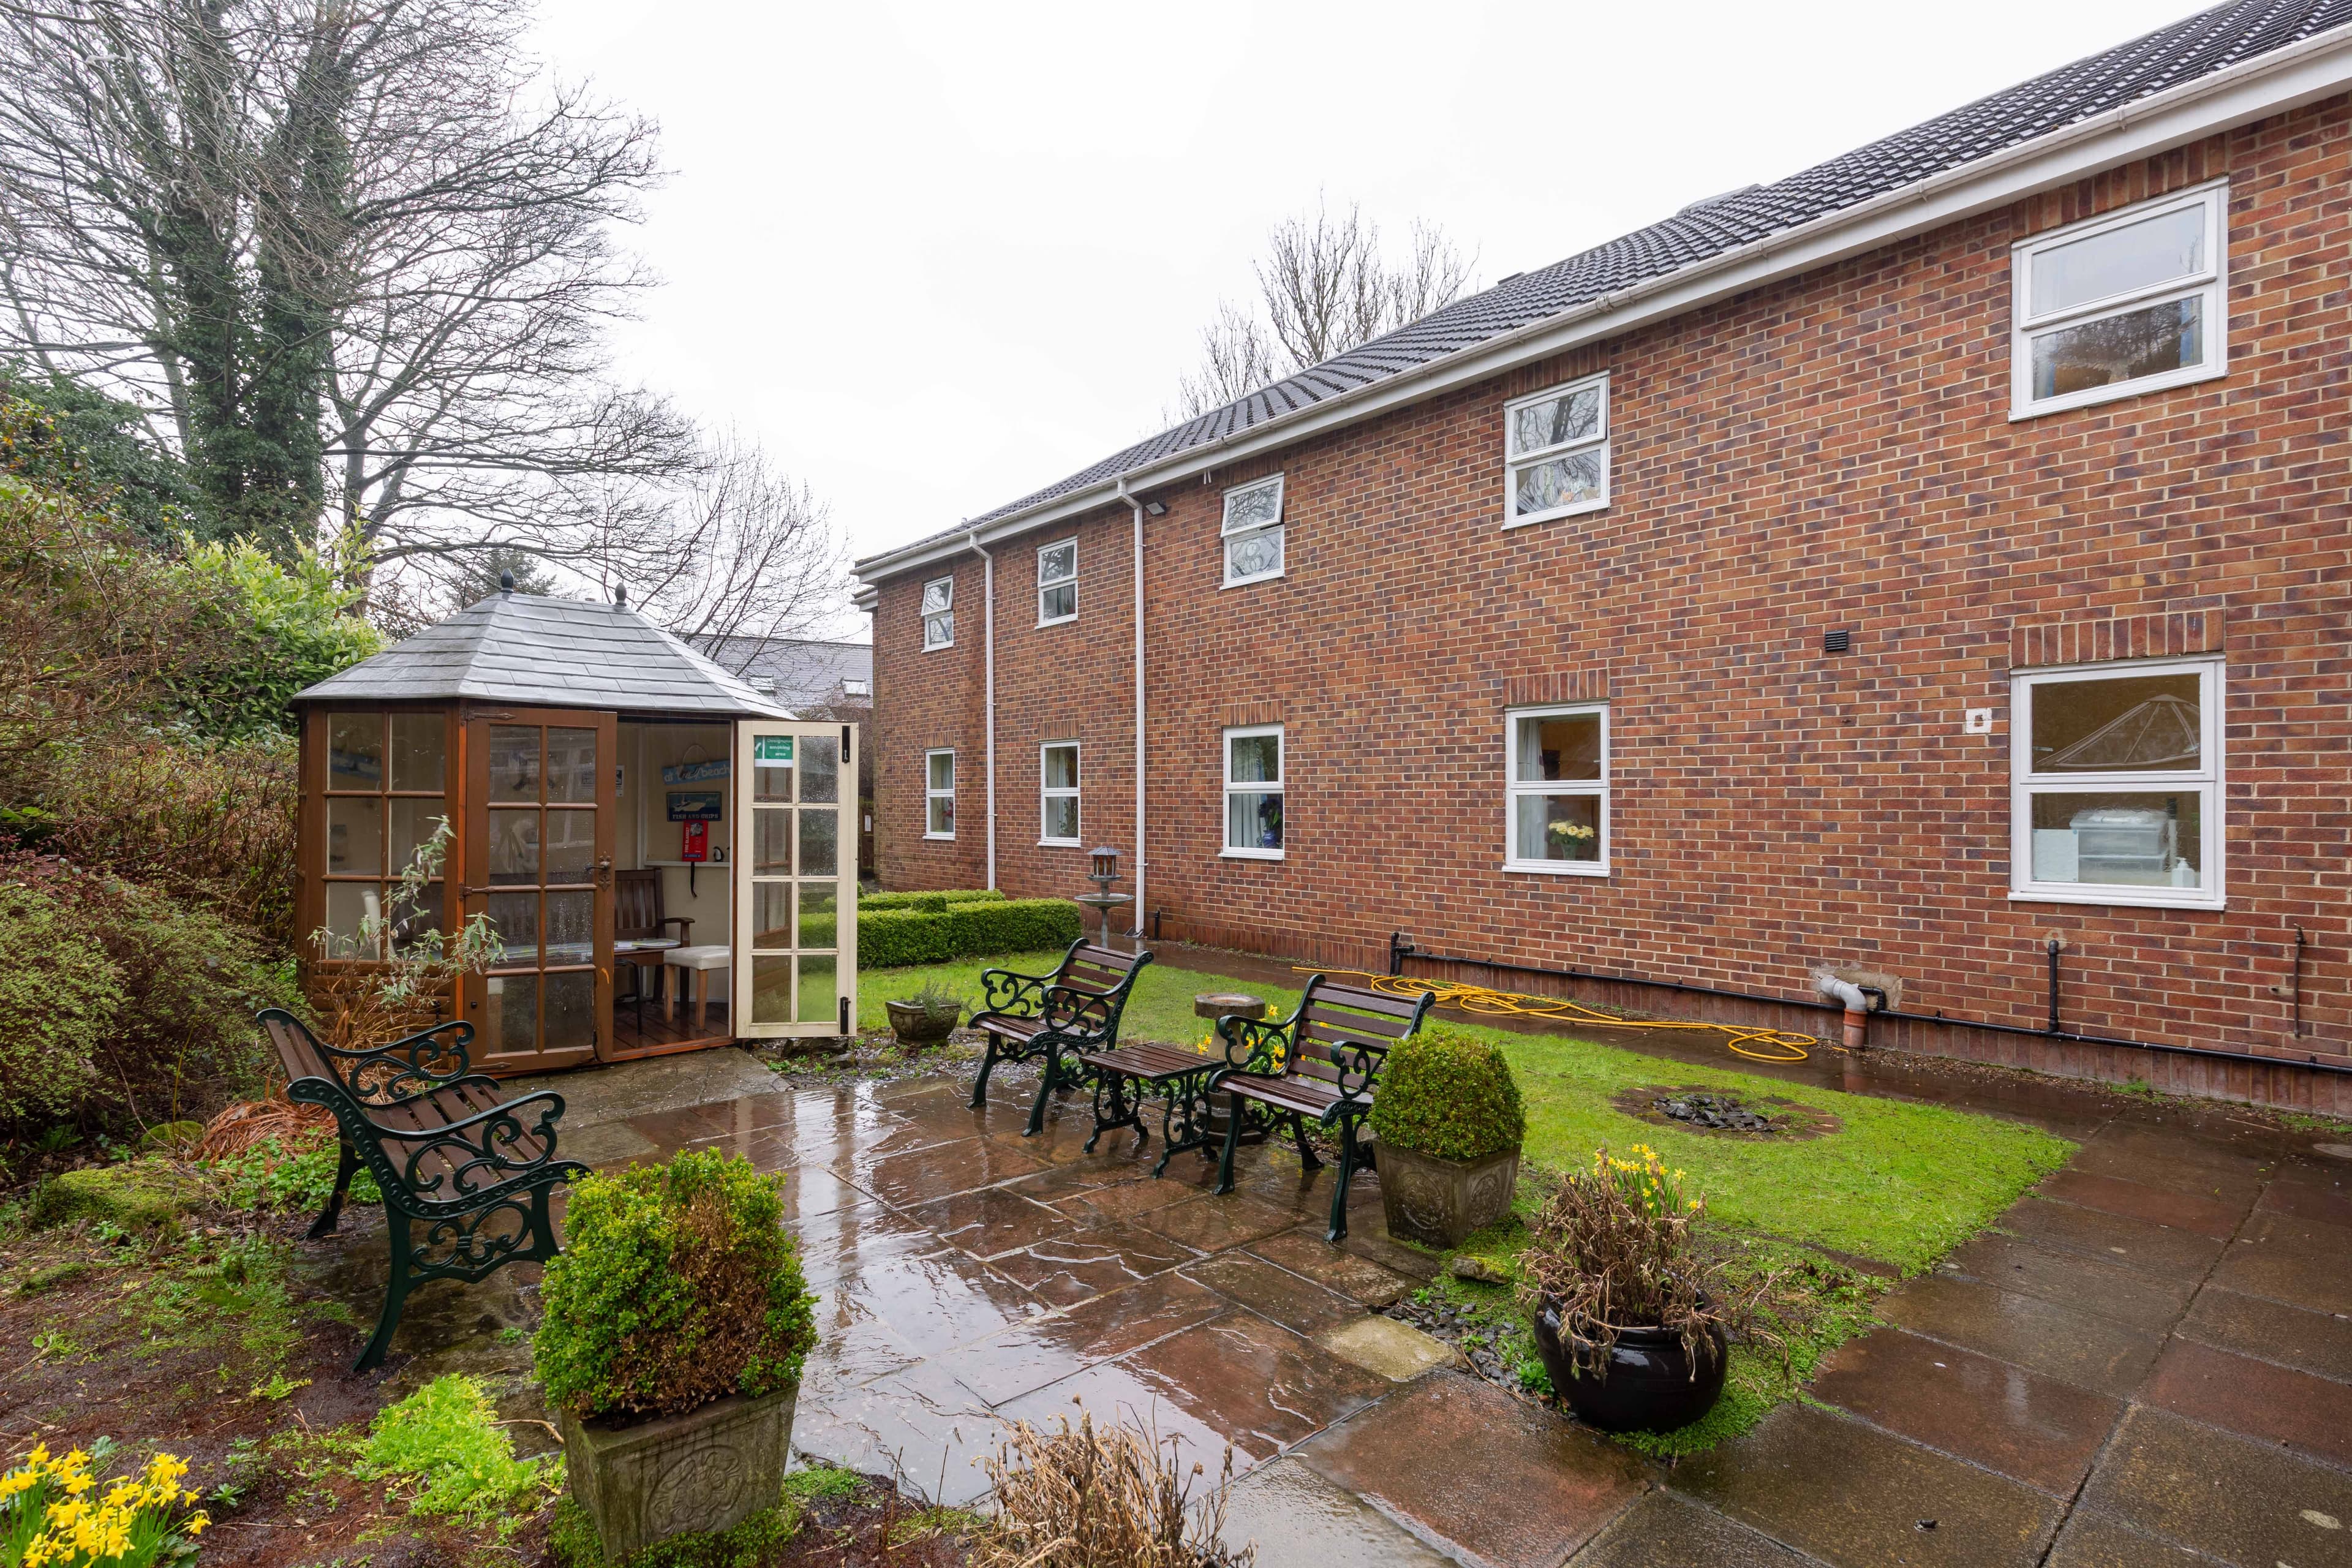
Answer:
1531;1294;1730;1434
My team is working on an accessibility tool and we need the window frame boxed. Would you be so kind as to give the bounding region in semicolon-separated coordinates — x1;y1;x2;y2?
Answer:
1220;723;1285;861
1036;539;1077;627
2008;656;2224;910
921;576;955;650
2009;180;2229;421
1219;475;1286;589
1502;703;1611;876
1504;372;1611;529
924;747;956;840
1039;741;1081;847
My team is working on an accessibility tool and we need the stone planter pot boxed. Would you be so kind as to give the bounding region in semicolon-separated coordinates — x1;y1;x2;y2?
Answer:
1376;1140;1521;1248
557;1384;797;1559
884;1001;959;1046
1531;1295;1727;1434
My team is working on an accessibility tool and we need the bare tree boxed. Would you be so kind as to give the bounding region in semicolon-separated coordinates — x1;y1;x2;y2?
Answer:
571;433;846;660
0;0;694;570
1174;200;1477;420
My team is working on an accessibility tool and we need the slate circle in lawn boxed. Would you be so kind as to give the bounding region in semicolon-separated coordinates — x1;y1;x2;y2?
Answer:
1610;1085;1842;1140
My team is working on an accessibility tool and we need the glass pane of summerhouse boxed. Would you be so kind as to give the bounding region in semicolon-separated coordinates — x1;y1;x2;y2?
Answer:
546;728;598;803
489;726;540;802
545;889;593;965
752;882;791;948
543;971;594;1050
485;891;540;967
328;714;383;789
753;809;791;875
751;955;793;1023
797;884;837;949
327;797;383;875
799;809;838;878
388;798;447;878
544;810;596;884
389;714;446;792
488;810;540;884
387;881;443;955
801;736;839;803
492;973;538;1055
797;956;838;1024
323;883;382;956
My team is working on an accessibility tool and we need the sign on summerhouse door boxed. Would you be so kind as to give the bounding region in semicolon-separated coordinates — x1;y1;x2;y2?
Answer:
733;723;858;1037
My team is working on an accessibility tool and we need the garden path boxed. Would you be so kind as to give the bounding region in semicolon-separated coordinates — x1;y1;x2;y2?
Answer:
336;1025;2352;1567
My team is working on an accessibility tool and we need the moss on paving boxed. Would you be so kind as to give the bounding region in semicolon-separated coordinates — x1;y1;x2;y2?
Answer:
29;1159;205;1234
866;951;2073;1273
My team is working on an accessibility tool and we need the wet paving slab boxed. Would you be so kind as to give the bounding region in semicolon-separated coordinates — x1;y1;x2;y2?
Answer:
1806;1327;2122;1495
465;1039;2352;1567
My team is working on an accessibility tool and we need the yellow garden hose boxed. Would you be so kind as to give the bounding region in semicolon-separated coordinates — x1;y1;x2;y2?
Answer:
1300;968;1821;1064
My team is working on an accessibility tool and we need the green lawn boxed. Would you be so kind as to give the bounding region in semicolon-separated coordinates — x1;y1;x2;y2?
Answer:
863;949;2071;1275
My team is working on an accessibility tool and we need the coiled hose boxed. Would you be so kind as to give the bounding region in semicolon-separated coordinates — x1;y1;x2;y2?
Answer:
1301;967;1821;1064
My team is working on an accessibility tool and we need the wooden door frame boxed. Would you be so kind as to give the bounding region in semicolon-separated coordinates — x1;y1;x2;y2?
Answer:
733;720;858;1039
456;704;615;1075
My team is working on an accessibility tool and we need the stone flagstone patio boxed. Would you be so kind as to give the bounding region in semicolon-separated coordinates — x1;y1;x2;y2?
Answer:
306;1030;2352;1568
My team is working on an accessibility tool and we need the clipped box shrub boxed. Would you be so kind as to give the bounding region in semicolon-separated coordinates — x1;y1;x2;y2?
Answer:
946;897;1084;957
1368;1025;1526;1162
856;907;960;970
858;888;1005;911
535;1148;816;1422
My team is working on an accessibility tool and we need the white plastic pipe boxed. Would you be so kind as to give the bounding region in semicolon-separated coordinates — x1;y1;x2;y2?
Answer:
964;529;996;891
1118;481;1146;941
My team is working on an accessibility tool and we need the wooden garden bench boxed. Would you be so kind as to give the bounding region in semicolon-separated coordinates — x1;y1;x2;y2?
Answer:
968;941;1156;1137
1206;975;1435;1242
258;1008;588;1372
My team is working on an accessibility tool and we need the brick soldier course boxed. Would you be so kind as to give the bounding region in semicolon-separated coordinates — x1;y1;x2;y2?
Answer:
858;2;2352;1109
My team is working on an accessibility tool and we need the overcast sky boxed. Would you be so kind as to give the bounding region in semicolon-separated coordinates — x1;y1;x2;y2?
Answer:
527;0;2207;624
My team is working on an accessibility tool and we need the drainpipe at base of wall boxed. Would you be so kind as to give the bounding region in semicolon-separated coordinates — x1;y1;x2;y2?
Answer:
965;529;996;891
1116;480;1146;940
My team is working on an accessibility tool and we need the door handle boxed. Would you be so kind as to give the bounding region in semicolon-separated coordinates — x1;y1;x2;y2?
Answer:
595;855;613;889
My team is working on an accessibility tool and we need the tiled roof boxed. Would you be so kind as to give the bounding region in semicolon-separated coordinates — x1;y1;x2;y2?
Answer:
875;0;2350;565
294;592;794;717
690;636;873;713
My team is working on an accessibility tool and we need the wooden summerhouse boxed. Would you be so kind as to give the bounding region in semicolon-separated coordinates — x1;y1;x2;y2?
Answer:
291;588;859;1076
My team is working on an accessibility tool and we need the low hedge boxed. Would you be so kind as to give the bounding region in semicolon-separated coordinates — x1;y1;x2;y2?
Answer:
856;897;1082;970
858;888;1005;913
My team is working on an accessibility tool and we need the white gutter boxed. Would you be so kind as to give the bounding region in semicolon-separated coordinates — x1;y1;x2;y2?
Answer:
1116;480;1146;940
965;529;997;891
854;23;2352;586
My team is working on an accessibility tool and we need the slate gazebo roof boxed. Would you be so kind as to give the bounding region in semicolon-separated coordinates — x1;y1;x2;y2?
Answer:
293;592;794;718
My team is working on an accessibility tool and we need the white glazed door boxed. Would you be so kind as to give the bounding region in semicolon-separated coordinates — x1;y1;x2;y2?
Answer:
733;722;858;1038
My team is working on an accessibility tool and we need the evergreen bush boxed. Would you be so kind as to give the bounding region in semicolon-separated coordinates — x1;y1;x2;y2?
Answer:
858;888;1004;911
854;897;1079;969
535;1148;816;1422
1368;1025;1526;1163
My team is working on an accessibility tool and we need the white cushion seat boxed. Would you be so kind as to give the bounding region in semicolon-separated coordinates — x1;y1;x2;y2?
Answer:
661;944;731;1031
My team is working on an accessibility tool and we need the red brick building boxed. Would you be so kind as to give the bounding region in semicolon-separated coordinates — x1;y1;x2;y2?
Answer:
854;1;2352;1107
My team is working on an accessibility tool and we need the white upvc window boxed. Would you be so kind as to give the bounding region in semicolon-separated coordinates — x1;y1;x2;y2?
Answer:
921;576;955;650
1504;704;1609;875
2011;181;2228;419
1505;373;1610;527
2010;658;2223;910
1222;725;1283;859
924;748;956;839
1220;475;1284;587
1038;540;1077;625
1040;742;1080;845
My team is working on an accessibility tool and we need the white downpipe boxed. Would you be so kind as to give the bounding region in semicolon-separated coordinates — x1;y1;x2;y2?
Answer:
1117;480;1146;941
965;530;997;891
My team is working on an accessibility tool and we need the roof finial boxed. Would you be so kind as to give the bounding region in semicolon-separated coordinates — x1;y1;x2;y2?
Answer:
499;568;515;596
614;579;628;609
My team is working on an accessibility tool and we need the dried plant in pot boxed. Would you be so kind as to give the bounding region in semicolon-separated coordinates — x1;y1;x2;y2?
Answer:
535;1148;818;1558
884;979;963;1046
1366;1026;1525;1248
1517;1145;1779;1434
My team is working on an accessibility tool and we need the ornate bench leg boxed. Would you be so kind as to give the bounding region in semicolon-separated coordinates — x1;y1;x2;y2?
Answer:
1213;1090;1245;1196
308;1141;361;1240
1325;1116;1361;1244
355;1212;413;1373
1023;1041;1060;1137
970;1037;1001;1108
1288;1112;1322;1172
1085;1071;1144;1154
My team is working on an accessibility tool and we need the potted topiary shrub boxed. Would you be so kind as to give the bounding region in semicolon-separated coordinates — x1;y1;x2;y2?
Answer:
1366;1025;1526;1248
1518;1144;1765;1434
535;1148;817;1559
884;979;963;1047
